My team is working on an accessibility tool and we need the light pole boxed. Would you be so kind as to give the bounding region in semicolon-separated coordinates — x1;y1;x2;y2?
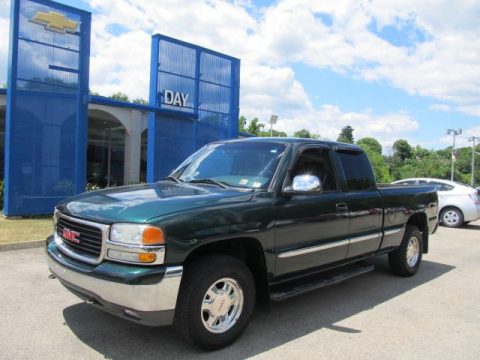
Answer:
446;129;462;181
468;136;479;187
269;114;278;137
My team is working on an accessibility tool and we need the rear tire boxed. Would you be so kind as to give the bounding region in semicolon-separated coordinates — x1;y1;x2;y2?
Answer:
389;225;423;277
174;254;255;350
440;207;464;228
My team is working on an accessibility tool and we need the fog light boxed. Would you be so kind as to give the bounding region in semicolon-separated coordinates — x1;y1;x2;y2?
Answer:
138;253;157;263
108;249;140;263
108;249;157;263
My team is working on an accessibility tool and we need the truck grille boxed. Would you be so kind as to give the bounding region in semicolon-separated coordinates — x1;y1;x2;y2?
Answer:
57;216;103;258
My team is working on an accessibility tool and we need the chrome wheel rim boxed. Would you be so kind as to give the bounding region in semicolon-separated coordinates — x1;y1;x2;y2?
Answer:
443;210;460;226
201;277;244;334
406;236;420;267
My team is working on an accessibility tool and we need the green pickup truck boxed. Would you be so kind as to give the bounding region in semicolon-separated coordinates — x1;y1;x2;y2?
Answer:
46;138;438;349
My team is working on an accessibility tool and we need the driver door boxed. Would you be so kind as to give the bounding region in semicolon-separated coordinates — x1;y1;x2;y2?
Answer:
274;146;350;276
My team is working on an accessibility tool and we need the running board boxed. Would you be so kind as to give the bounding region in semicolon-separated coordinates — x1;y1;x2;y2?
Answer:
270;262;374;301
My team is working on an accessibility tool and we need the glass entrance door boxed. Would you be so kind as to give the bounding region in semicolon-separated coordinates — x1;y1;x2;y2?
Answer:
87;113;125;189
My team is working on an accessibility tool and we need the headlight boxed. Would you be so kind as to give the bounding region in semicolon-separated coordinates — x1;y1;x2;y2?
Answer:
110;224;165;246
53;209;58;229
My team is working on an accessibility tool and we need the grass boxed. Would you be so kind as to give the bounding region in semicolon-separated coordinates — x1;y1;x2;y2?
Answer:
0;216;53;244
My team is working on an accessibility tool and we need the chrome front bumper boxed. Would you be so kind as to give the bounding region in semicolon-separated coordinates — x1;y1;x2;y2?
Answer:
46;237;183;326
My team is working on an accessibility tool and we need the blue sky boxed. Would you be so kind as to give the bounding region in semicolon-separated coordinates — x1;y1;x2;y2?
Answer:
1;0;479;152
292;63;480;151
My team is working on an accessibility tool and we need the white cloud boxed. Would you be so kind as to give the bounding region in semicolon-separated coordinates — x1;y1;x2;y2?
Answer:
429;104;452;112
83;0;424;148
0;0;10;86
1;0;479;149
457;105;480;117
89;30;151;99
274;104;419;151
439;126;480;148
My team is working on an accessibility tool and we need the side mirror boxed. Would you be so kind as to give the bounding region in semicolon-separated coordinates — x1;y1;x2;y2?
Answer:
283;174;322;194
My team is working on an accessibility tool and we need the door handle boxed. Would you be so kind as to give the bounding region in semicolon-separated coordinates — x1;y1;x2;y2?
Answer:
336;203;349;214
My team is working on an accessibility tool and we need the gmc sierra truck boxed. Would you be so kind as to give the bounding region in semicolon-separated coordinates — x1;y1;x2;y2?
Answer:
46;138;438;350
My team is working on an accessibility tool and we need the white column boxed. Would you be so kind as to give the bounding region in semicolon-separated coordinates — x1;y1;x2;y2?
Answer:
123;109;143;185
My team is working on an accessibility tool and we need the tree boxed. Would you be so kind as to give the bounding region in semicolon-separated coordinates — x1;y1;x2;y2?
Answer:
293;129;319;139
132;98;148;105
110;92;129;102
357;137;382;154
247;118;265;136
394;152;450;180
413;145;430;159
337;126;354;143
356;137;391;183
362;146;393;183
239;117;285;136
389;139;413;179
259;129;287;137
238;116;247;133
392;139;413;162
1;82;6;89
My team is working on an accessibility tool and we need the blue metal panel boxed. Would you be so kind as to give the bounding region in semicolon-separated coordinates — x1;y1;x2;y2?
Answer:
147;34;240;181
147;34;159;183
4;0;91;215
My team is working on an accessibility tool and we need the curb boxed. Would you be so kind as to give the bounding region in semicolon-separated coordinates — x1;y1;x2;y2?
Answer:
0;240;44;252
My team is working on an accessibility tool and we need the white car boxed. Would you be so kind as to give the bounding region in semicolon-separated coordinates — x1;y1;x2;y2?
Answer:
392;178;480;228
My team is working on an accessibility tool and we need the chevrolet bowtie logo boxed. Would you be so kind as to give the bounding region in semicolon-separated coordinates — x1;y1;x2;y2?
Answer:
30;11;79;34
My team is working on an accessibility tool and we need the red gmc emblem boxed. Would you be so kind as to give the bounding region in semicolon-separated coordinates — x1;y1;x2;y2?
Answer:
62;228;80;244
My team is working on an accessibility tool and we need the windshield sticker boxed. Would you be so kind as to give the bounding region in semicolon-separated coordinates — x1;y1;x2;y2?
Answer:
270;149;277;153
239;179;249;185
252;182;262;188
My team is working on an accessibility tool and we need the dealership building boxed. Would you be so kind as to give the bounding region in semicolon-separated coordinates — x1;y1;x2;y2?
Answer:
1;0;241;216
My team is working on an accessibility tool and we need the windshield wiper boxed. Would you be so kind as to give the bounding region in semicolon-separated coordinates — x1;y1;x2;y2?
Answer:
188;179;229;188
164;176;182;183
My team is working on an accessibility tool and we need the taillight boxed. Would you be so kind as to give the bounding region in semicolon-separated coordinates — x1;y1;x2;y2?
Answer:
469;193;480;205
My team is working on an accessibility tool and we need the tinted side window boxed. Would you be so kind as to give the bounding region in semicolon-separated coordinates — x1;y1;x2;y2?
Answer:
396;180;415;185
291;148;338;191
430;181;454;191
337;151;375;191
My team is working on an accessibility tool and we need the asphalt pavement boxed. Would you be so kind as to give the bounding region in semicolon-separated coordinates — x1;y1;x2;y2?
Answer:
0;221;479;359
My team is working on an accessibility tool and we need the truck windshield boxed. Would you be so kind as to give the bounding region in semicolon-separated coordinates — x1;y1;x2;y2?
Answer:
171;142;287;189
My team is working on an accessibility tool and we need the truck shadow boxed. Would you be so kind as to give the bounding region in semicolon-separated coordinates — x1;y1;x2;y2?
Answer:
63;257;454;360
462;224;480;231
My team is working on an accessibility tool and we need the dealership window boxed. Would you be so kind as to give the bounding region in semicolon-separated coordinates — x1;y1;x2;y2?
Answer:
87;113;125;188
140;128;148;183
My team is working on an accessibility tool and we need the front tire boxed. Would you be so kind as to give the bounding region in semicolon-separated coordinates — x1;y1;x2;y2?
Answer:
174;254;255;350
389;225;423;277
440;207;464;228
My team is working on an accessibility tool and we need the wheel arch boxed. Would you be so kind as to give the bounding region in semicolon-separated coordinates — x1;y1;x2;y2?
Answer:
182;237;270;303
439;205;464;219
439;205;465;227
407;212;429;253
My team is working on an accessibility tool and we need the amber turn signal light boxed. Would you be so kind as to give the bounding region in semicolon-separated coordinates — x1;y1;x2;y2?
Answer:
141;226;165;246
138;253;157;263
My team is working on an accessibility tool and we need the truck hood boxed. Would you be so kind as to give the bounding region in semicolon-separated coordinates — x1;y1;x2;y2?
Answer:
56;181;254;224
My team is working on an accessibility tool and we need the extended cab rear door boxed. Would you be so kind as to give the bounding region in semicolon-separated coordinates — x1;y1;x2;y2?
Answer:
335;147;383;258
